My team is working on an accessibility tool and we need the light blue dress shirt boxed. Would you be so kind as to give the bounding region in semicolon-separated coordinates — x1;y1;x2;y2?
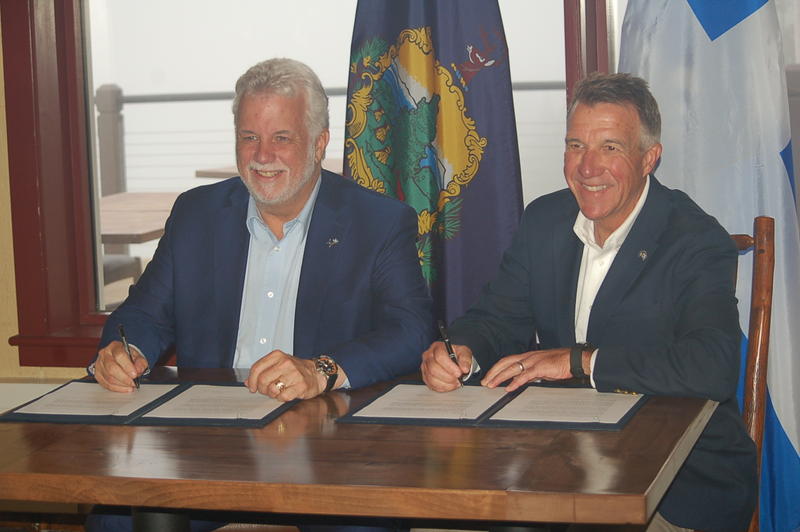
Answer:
232;178;320;369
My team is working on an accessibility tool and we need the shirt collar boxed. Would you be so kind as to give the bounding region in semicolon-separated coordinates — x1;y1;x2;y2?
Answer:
573;175;650;251
246;174;321;242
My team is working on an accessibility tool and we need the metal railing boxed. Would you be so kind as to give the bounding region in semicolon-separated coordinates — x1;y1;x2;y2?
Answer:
94;81;566;196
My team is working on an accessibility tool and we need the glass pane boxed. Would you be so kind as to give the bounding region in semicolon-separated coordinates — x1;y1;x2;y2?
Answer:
501;0;567;205
83;0;565;311
609;0;629;71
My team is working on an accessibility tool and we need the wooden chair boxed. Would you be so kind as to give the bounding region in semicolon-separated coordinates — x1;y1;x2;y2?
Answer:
216;526;299;531
102;254;142;309
102;253;142;285
731;216;776;532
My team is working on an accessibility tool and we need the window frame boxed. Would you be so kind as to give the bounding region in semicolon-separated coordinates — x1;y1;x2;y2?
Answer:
3;0;102;366
1;0;606;367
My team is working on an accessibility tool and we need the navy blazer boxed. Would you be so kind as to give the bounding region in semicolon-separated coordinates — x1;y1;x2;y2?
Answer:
450;178;757;531
99;171;434;389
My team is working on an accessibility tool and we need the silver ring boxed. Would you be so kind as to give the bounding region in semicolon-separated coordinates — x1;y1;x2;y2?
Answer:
516;361;525;375
275;380;286;392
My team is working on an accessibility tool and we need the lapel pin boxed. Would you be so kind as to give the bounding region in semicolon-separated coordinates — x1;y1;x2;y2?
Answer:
638;250;648;261
326;237;340;248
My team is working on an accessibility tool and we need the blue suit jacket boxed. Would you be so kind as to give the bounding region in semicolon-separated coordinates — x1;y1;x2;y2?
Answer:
99;171;434;389
449;178;757;531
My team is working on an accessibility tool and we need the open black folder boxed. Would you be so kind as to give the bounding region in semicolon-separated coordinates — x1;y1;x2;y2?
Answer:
338;382;647;431
0;380;295;428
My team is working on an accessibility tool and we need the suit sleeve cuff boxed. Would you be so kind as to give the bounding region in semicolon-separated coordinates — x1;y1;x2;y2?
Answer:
462;356;481;382
589;348;599;388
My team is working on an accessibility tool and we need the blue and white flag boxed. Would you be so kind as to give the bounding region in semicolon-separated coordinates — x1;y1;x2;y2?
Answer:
620;1;800;530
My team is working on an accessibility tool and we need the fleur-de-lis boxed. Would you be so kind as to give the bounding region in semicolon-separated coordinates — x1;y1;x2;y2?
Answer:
638;250;648;261
326;237;340;248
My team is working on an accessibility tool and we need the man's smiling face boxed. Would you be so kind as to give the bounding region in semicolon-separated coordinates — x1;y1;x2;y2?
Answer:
563;101;661;244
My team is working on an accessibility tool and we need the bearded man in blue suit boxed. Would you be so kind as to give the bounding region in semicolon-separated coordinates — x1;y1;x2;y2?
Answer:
88;57;430;532
421;73;756;532
93;57;432;399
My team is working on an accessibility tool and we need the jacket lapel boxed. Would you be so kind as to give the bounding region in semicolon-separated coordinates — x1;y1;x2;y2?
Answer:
587;178;671;344
213;181;250;367
554;222;583;345
293;172;350;358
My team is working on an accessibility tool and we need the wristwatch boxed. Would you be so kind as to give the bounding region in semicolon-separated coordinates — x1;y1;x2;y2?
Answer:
312;355;339;393
570;342;594;379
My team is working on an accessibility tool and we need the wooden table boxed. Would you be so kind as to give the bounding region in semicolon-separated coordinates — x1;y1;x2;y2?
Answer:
0;368;715;528
194;166;239;179
99;192;180;245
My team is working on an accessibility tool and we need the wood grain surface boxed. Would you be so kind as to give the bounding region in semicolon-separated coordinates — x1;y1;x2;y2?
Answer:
0;368;715;525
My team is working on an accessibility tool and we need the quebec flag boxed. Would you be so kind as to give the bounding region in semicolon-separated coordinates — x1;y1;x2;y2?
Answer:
619;1;800;530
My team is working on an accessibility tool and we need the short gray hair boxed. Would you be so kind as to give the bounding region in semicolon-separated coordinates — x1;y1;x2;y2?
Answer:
567;72;661;149
232;58;329;138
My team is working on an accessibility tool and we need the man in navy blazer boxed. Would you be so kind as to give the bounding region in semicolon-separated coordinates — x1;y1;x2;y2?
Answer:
422;73;756;531
93;57;432;403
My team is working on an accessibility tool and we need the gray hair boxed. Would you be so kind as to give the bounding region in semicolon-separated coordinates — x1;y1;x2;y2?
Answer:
232;58;329;138
567;72;661;149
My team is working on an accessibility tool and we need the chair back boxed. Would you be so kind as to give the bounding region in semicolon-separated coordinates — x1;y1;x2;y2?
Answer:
732;216;775;532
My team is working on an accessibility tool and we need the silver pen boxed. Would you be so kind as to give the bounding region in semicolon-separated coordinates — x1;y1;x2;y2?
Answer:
117;324;140;389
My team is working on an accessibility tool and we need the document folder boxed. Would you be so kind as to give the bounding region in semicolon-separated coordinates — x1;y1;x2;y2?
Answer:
0;379;295;428
338;382;646;430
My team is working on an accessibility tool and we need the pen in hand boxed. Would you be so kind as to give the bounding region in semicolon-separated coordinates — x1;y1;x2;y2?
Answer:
437;320;465;386
117;324;140;389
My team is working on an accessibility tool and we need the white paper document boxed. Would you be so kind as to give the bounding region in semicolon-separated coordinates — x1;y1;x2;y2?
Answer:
352;384;508;420
13;381;178;417
490;387;642;424
0;383;63;414
142;384;284;420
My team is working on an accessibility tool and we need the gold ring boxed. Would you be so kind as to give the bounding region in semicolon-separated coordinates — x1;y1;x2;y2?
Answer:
275;381;286;392
516;361;525;374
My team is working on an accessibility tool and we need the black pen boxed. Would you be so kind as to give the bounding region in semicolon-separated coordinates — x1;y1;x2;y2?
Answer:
117;324;140;389
437;320;464;386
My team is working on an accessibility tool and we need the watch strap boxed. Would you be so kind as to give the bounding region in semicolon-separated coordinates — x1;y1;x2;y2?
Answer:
570;343;593;378
323;371;336;392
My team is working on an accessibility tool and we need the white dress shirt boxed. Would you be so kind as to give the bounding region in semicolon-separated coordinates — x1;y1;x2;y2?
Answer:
572;176;650;386
464;178;651;383
232;178;320;369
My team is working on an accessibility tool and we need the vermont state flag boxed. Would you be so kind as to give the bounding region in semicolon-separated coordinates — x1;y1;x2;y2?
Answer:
620;1;800;530
345;0;523;323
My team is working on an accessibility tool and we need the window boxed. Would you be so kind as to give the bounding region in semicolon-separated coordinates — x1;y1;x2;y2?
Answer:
2;0;607;366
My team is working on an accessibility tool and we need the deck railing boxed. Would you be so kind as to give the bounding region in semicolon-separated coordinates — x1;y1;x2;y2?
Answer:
94;81;566;196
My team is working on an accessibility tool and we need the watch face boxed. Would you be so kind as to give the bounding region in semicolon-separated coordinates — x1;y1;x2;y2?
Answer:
315;356;337;376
